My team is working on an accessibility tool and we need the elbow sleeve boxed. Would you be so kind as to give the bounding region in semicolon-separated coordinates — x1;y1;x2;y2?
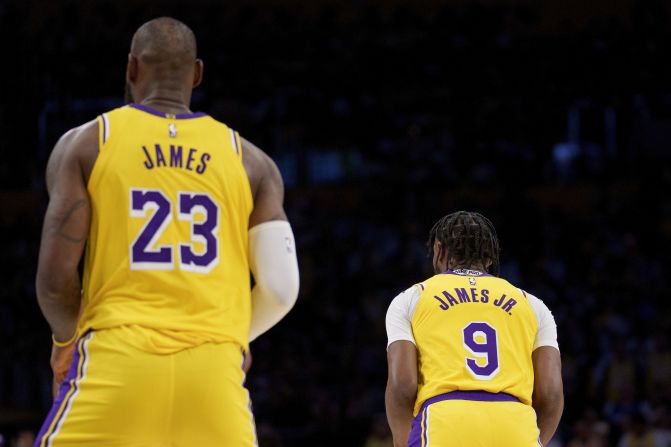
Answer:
248;220;299;340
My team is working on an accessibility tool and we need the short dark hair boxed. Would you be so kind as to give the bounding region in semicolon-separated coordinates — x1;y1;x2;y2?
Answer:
427;211;501;275
130;17;197;75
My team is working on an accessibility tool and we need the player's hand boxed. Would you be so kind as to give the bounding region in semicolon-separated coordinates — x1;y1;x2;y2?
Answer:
242;349;253;374
51;342;76;398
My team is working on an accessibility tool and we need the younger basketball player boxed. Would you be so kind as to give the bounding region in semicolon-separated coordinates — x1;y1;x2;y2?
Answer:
34;17;299;446
385;211;563;446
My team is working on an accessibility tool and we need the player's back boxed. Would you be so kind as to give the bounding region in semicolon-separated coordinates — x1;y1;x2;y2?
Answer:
411;269;538;414
79;104;253;353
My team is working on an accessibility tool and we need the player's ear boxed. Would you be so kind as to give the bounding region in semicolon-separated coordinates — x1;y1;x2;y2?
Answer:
432;239;447;273
126;54;138;84
433;238;443;259
192;59;204;88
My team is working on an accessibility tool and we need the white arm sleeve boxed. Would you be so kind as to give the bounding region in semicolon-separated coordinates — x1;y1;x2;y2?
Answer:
527;293;559;351
385;286;421;348
248;220;300;341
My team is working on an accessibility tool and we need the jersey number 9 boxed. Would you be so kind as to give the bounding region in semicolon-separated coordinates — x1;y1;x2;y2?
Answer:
462;322;500;380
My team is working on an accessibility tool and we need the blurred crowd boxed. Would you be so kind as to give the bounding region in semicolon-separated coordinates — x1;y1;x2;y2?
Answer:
1;0;671;446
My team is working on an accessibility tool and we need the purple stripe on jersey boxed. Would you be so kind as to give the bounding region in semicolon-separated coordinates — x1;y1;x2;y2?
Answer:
422;407;429;446
408;391;520;446
407;407;424;447
34;337;83;446
129;103;207;119
418;391;520;416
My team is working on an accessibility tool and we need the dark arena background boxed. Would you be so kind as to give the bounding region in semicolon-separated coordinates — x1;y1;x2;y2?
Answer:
1;0;671;446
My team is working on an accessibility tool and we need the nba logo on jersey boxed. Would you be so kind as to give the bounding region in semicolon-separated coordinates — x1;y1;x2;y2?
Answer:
168;123;177;138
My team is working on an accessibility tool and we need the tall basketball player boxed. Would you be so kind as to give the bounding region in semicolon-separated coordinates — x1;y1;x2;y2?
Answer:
34;17;299;446
385;211;563;446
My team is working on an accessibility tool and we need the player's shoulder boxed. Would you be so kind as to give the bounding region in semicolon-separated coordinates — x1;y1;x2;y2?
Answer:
493;277;553;313
419;272;451;289
241;137;275;168
480;274;529;297
394;275;438;301
53;119;99;159
60;118;98;142
49;119;99;180
388;284;421;314
241;137;282;194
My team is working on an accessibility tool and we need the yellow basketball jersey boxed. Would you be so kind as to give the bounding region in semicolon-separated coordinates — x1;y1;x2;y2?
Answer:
412;271;538;414
79;104;253;353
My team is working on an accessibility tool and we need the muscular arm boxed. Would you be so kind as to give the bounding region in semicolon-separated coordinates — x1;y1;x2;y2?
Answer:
36;122;97;342
385;340;418;447
242;138;299;341
532;346;564;445
242;137;287;226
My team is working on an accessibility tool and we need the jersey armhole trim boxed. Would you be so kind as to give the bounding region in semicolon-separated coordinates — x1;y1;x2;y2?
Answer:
100;113;110;145
87;118;105;191
229;128;241;157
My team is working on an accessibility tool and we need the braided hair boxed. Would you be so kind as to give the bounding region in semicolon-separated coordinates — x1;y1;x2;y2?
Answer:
427;211;501;275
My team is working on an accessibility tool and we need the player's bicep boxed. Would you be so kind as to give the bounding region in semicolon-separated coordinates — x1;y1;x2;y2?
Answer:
387;340;418;389
386;287;419;347
250;155;286;226
241;137;287;228
38;132;91;282
531;345;563;402
528;294;559;350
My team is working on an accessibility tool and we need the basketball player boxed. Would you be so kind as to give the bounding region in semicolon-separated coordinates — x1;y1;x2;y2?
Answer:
385;211;563;446
34;17;299;446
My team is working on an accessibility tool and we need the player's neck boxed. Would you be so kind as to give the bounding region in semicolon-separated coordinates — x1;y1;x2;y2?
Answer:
136;89;193;115
449;264;486;274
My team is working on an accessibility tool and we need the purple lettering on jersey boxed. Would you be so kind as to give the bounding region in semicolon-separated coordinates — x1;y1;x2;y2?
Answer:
433;295;449;310
502;298;517;314
480;289;490;303
142;146;154;169
493;294;506;307
155;144;167;167
170;145;183;168
442;290;459;306
455;288;471;303
186;148;197;171
196;153;210;174
470;288;480;302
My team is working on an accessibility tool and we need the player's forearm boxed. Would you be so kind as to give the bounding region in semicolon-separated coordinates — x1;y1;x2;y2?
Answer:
249;284;296;340
533;393;564;445
36;272;81;342
248;220;299;341
385;383;415;447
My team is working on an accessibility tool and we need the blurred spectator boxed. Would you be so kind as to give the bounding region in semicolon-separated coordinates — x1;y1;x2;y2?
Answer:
566;409;610;447
363;414;393;447
11;431;34;447
617;413;657;447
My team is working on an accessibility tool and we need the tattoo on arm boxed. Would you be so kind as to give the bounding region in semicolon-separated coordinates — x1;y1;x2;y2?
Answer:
55;199;89;243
